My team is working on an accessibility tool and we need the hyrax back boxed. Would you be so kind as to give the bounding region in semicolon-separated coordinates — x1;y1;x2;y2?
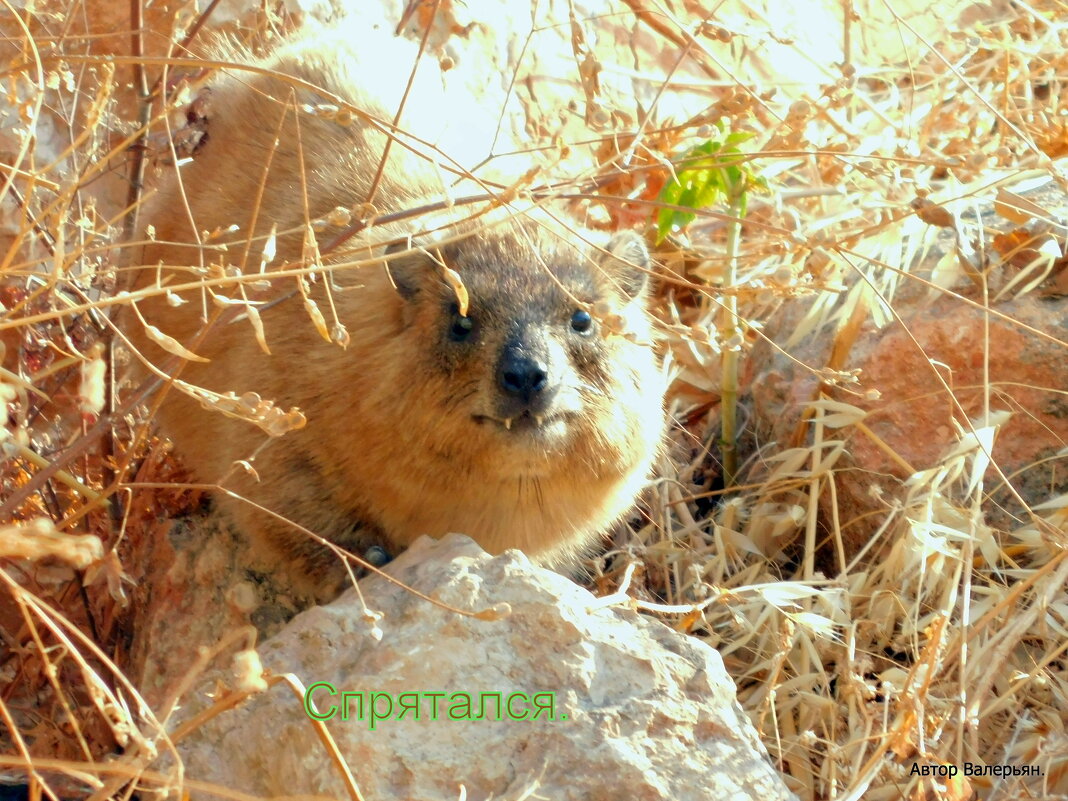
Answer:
132;30;666;582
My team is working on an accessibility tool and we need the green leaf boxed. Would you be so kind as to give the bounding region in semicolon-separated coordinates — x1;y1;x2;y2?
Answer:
656;132;762;243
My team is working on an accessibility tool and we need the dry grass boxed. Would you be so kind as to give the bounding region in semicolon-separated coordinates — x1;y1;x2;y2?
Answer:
2;0;1067;799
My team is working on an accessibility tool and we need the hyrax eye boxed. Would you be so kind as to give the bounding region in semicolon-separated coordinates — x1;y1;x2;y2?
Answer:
570;309;593;334
449;307;475;342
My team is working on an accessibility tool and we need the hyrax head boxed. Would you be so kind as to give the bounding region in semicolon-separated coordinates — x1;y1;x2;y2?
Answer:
384;220;665;478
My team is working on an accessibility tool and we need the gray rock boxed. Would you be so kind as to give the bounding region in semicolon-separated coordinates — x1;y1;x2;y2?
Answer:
175;534;796;801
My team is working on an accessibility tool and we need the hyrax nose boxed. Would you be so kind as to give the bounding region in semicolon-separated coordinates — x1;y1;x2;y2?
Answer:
499;349;549;405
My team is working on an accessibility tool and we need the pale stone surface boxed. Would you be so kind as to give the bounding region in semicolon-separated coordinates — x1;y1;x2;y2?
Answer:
174;534;796;801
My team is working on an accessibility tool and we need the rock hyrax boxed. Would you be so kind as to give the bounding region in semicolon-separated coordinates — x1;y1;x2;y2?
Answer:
130;30;666;585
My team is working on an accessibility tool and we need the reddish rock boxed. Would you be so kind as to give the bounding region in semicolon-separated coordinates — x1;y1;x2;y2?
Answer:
751;292;1068;554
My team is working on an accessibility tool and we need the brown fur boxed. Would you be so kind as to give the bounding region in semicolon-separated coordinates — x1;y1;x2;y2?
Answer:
130;30;666;588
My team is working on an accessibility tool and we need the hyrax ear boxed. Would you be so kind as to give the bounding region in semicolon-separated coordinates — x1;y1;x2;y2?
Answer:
384;240;434;301
598;230;651;301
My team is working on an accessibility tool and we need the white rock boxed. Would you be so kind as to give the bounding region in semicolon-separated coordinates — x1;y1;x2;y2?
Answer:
175;534;796;801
